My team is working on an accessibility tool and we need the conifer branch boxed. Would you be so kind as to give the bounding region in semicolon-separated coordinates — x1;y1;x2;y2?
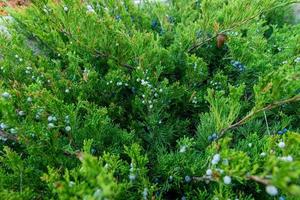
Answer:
0;129;81;157
188;1;300;53
193;174;270;185
218;95;300;139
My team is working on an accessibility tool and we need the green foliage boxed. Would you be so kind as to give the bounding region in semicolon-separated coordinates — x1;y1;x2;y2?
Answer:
0;0;299;199
42;141;123;200
206;84;245;131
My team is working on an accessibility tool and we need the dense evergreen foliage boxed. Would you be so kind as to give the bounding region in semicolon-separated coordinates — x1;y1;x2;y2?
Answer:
0;0;300;199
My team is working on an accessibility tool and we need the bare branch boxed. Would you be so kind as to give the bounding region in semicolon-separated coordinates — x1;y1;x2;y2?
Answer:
247;175;270;185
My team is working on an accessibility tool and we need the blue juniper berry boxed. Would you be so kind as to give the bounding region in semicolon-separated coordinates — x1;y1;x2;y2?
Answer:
131;87;136;94
212;133;217;139
196;30;203;39
115;15;121;21
278;128;288;135
155;190;160;197
130;16;135;22
151;19;159;29
195;0;201;8
231;60;245;71
185;175;192;183
154;177;160;183
167;16;175;23
279;196;285;200
208;135;213;141
278;130;283;135
159;28;165;36
208;133;218;141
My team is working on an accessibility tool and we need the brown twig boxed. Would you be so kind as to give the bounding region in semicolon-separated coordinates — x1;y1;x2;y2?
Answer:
192;175;217;183
217;95;300;140
0;130;18;142
193;174;270;185
247;175;270;185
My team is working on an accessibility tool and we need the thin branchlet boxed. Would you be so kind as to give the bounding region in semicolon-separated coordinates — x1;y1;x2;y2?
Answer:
218;95;300;139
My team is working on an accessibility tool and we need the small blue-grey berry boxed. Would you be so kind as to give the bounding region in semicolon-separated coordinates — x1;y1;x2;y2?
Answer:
63;6;68;12
196;30;203;38
179;145;187;153
185;175;192;183
68;181;75;187
260;152;267;157
278;141;285;148
129;173;136;181
206;169;213;176
18;111;26;116
266;185;278;196
93;189;102;199
91;148;96;154
222;159;229;165
142;188;148;200
35;114;41;120
48;116;53;122
2;92;11;99
223;176;231;184
65;116;70;124
151;19;159;29
212;133;217;138
115;15;121;21
0;123;8;130
279;196;285;200
48;123;55;129
9;128;17;134
294;57;300;63
212;154;221;165
65;126;71;132
86;5;95;13
282;128;288;133
168;176;173;182
27;97;32;103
